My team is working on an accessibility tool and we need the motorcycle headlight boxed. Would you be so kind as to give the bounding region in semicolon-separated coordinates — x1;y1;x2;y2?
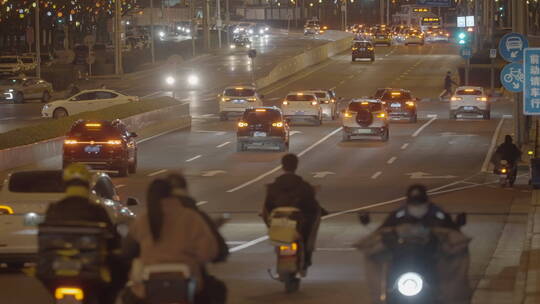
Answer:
397;272;423;297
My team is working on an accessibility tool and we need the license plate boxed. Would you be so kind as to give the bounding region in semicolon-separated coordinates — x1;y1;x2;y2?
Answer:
464;106;474;110
84;145;101;154
232;99;245;104
254;132;267;137
391;103;401;108
23;214;45;226
359;48;366;51
355;129;372;134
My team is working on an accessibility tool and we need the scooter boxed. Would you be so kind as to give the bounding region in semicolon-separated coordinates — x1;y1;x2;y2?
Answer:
267;207;305;293
496;160;516;187
138;263;197;304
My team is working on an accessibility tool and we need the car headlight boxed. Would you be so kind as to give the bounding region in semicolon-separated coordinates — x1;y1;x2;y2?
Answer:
259;29;264;34
42;104;50;110
248;29;253;34
230;44;236;49
8;89;14;92
397;272;423;297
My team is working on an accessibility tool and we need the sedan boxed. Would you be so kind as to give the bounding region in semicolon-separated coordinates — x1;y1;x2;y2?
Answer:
0;77;53;103
42;89;139;119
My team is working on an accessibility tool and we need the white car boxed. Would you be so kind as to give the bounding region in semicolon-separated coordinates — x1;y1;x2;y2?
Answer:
281;91;323;125
0;170;136;268
42;89;139;119
0;56;24;76
218;85;263;121
449;86;490;120
404;29;425;45
342;99;389;141
306;89;339;120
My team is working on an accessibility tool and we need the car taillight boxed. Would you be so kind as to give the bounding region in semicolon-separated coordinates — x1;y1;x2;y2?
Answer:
107;139;122;145
376;113;386;118
311;101;318;106
405;101;415;107
64;139;78;145
272;122;284;127
330;98;336;103
352;47;358;50
247;97;256;102
501;168;507;174
451;96;463;101
476;97;488;101
0;205;14;215
238;121;248;127
279;243;298;256
344;112;353;118
55;287;84;301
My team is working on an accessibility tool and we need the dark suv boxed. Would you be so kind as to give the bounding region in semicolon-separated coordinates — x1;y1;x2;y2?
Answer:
63;120;138;176
352;41;375;62
237;107;290;152
379;89;418;123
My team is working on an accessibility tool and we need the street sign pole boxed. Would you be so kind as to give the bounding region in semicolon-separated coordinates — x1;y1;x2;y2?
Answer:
150;0;155;64
465;58;470;85
490;49;497;95
35;1;41;79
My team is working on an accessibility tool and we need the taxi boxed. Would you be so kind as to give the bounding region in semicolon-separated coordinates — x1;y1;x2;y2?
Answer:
281;91;323;125
62;120;138;177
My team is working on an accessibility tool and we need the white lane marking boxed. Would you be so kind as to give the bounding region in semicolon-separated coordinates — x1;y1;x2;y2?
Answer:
387;156;397;164
401;143;409;150
116;184;126;189
186;155;202;162
481;117;506;172
226;127;343;193
196;201;208;206
226;241;248;245
232;179;494;253
147;169;168;177
426;114;437;118
412;115;437;137
216;141;231;148
371;171;382;179
0;116;16;121
142;91;162;98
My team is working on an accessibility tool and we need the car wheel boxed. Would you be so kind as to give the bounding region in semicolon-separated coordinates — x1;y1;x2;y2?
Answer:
237;142;244;152
484;111;491;120
128;155;137;174
278;142;287;152
15;92;24;104
41;91;51;103
220;112;228;121
52;108;68;119
342;132;350;142
449;111;457;120
118;162;129;177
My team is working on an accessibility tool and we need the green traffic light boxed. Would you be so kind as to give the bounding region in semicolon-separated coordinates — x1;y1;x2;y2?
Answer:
458;39;466;45
458;32;466;40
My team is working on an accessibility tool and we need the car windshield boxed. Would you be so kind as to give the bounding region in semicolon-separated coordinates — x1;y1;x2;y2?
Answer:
0;57;17;63
354;42;371;47
67;122;122;141
348;102;383;112
224;88;255;97
8;171;65;193
0;78;22;85
243;110;281;124
286;94;316;101
381;91;412;101
456;89;483;95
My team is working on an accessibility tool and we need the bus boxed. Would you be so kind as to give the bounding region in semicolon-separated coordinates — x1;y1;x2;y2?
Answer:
420;16;442;32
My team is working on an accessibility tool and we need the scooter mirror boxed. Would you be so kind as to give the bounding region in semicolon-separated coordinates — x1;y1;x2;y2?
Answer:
358;212;371;226
456;212;467;227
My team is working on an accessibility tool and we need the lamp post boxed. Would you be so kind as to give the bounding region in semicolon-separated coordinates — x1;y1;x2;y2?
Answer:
150;0;155;64
35;0;41;78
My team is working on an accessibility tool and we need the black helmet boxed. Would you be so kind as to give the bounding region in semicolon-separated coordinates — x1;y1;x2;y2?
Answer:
406;184;428;205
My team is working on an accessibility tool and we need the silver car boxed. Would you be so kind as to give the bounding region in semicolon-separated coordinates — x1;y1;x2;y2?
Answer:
0;77;53;103
341;99;389;141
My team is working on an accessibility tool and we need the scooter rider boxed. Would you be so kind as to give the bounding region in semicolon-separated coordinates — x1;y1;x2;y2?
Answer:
122;179;222;304
263;153;323;270
41;163;126;304
492;135;521;173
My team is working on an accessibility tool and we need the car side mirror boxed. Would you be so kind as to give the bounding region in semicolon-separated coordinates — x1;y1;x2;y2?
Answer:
358;212;371;226
130;132;138;138
126;197;139;206
455;212;467;227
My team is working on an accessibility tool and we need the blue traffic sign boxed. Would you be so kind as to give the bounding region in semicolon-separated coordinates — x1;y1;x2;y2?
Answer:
460;47;472;59
501;62;524;93
524;48;540;115
499;33;529;62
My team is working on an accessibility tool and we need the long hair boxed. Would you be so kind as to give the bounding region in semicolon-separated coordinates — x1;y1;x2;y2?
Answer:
146;179;172;242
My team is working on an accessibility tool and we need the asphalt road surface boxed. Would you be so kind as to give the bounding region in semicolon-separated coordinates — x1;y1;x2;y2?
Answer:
0;41;530;303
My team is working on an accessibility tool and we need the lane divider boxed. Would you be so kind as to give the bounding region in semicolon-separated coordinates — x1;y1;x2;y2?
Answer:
216;142;231;148
481;117;506;172
412;115;438;137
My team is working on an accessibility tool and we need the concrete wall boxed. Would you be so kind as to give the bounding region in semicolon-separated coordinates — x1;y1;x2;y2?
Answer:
255;31;353;89
0;103;191;172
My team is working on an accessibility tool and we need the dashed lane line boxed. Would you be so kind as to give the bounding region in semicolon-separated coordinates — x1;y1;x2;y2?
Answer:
147;169;168;177
186;155;202;162
216;141;231;148
401;143;409;150
387;157;397;164
371;171;382;179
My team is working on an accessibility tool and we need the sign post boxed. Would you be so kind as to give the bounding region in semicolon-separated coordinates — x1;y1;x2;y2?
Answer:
490;49;497;95
460;46;472;85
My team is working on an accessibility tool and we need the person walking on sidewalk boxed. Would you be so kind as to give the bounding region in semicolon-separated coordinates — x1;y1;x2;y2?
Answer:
440;71;458;100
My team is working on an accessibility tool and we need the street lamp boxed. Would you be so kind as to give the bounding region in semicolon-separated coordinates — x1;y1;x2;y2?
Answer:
187;74;200;87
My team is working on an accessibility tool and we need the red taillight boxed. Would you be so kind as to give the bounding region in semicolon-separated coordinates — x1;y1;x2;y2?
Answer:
107;139;122;145
64;139;78;145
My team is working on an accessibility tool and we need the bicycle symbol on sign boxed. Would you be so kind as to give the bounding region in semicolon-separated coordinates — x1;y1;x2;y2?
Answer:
503;67;524;84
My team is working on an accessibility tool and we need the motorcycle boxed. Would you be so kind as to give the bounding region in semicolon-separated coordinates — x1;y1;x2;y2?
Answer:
358;212;467;304
267;207;305;293
496;160;516;187
37;221;113;304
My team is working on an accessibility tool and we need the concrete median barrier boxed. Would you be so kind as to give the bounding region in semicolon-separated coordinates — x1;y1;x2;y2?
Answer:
255;31;353;90
0;102;190;172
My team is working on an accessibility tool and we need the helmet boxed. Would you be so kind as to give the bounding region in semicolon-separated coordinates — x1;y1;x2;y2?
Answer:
63;163;92;198
406;184;428;205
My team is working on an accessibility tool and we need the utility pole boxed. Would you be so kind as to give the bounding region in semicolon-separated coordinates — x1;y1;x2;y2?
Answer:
190;0;196;57
217;0;222;48
203;0;210;51
380;0;384;25
386;0;390;26
114;0;123;75
35;0;41;78
512;0;527;145
150;0;155;64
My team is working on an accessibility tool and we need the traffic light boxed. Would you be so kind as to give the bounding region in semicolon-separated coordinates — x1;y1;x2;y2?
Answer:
457;32;468;45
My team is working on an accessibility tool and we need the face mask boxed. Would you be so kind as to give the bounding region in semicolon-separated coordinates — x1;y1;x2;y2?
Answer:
407;204;429;219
